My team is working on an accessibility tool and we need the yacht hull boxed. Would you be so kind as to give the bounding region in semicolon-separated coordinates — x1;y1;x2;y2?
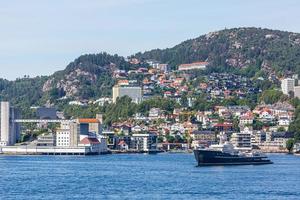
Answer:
194;149;273;166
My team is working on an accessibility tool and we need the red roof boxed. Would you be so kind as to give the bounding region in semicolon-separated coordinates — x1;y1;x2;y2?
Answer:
118;140;128;146
214;123;233;127
80;137;100;145
260;109;272;114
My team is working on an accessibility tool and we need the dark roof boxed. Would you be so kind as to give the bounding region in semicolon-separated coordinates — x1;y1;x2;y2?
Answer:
272;132;294;139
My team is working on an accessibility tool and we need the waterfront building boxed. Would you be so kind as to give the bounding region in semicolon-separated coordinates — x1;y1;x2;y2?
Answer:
112;85;143;103
117;140;129;151
36;133;56;146
190;130;216;148
258;131;293;151
251;131;266;146
191;130;216;141
0;101;20;146
281;78;295;96
56;127;71;147
78;137;104;153
230;127;252;150
81;116;103;135
130;133;157;152
102;130;117;149
56;118;102;147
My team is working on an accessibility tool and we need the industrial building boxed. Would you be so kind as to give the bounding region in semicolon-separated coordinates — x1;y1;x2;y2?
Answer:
0;101;108;155
0;102;20;146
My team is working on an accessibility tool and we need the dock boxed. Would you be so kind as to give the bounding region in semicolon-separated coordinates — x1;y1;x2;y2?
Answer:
0;146;105;155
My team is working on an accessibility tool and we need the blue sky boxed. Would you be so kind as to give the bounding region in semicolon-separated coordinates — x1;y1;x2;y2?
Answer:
1;0;300;80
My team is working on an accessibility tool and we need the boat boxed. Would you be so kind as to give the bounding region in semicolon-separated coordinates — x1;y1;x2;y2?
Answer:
193;133;273;166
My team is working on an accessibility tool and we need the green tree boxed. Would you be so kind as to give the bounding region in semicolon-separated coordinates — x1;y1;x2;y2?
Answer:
104;96;137;125
259;89;284;104
253;119;264;130
180;94;189;108
277;127;286;132
286;139;294;153
166;135;175;143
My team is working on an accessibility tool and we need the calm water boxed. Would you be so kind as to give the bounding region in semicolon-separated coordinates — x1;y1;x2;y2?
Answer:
0;153;299;200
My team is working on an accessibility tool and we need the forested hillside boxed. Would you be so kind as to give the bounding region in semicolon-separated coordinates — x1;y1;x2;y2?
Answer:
0;53;141;112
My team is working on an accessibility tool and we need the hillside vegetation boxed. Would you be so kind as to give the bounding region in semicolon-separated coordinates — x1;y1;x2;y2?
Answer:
1;27;300;111
135;27;300;75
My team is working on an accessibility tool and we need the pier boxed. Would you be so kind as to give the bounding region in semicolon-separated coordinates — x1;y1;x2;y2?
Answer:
0;146;96;155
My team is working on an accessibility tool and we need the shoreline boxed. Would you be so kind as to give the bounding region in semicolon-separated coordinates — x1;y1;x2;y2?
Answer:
0;150;297;156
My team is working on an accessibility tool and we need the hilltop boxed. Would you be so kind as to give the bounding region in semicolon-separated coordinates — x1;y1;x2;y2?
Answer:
135;27;300;75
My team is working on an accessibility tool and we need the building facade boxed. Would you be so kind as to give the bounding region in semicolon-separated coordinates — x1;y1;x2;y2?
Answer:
281;78;295;96
130;133;157;152
230;127;252;150
178;62;208;71
0;102;20;146
294;86;300;98
112;85;143;104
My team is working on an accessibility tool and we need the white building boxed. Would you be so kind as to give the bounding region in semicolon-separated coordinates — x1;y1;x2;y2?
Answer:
196;112;210;129
130;133;157;152
230;127;252;150
294;86;300;99
157;64;169;72
259;110;274;121
68;101;85;106
56;126;71;147
149;108;162;118
278;117;291;126
0;102;20;146
178;62;208;71
55;118;107;153
251;131;266;145
56;120;80;147
94;97;112;106
281;78;295;96
112;85;143;104
239;113;254;125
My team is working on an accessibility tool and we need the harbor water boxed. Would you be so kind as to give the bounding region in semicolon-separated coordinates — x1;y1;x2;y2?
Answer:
0;153;299;200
